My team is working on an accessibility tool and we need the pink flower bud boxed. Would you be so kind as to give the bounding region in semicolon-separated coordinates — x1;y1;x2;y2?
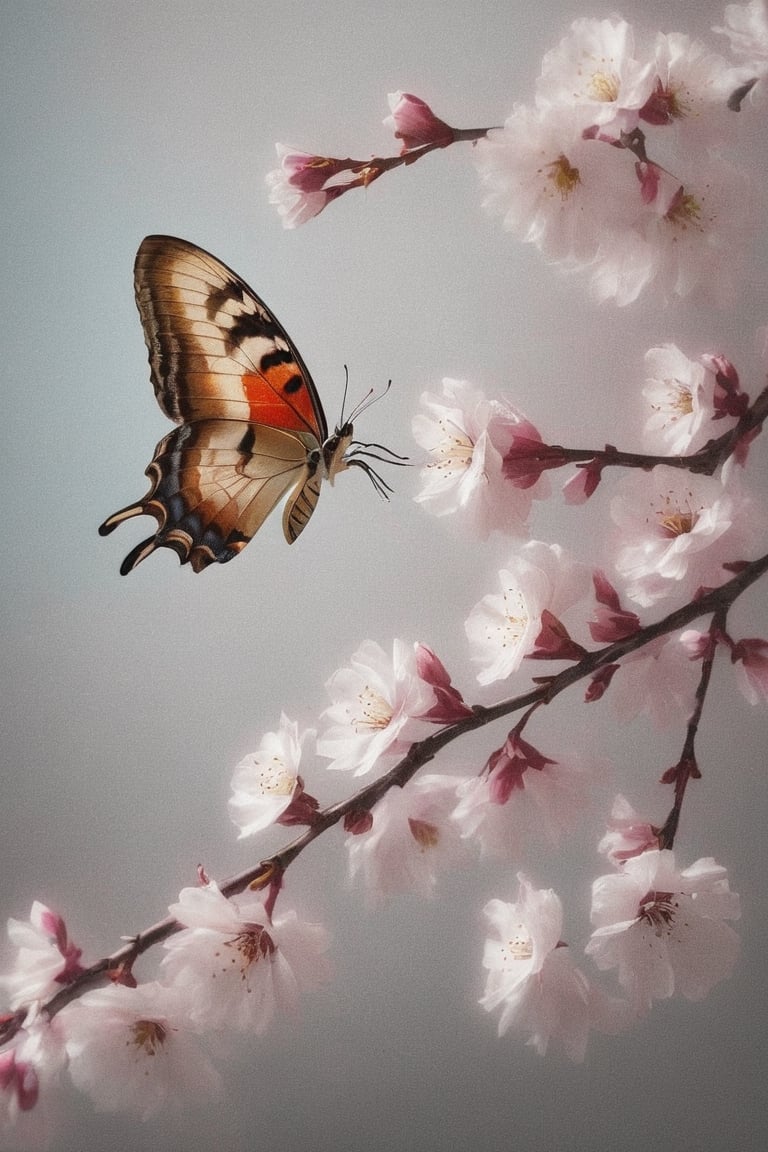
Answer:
384;91;454;153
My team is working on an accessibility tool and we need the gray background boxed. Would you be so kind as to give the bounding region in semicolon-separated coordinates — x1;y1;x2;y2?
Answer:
1;1;767;1149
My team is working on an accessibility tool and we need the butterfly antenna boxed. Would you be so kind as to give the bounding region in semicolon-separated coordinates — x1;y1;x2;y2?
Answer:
340;365;351;424
349;440;410;464
343;379;393;426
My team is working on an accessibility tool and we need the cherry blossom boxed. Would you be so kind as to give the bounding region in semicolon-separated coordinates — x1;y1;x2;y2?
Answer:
641;344;723;454
611;465;756;607
479;15;752;309
60;983;221;1120
589;153;749;308
0;1016;65;1150
714;0;768;67
597;795;660;865
535;17;654;129
346;774;468;900
730;636;768;703
601;633;700;729
465;542;589;685
640;32;742;134
384;91;454;152
0;903;83;1012
412;378;548;537
701;351;749;420
475;102;639;269
0;1045;38;1124
480;876;626;1060
0;1041;43;1149
266;145;370;228
162;883;331;1033
452;737;597;856
229;714;317;838
586;850;741;1009
317;639;436;776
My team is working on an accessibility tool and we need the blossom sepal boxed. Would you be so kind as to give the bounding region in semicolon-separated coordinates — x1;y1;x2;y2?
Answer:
414;643;473;722
486;730;557;805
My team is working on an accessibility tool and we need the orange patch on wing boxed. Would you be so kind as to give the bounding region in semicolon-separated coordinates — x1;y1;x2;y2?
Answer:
242;365;318;434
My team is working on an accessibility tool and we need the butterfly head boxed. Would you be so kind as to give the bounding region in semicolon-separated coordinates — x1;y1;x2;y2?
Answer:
328;379;409;496
323;421;355;485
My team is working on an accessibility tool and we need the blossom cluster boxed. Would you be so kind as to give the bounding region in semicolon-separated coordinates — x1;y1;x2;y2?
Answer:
267;4;768;306
474;18;757;305
0;884;332;1142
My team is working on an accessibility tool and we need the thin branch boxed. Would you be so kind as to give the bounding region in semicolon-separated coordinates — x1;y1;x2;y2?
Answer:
511;384;768;478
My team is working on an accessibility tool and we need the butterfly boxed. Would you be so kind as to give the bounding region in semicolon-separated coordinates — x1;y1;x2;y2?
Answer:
99;236;401;574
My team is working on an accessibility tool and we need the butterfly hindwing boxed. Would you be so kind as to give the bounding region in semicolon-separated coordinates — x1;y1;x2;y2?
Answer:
100;421;322;573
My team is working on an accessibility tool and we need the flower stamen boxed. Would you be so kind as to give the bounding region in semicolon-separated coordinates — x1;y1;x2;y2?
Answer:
130;1019;168;1056
543;153;581;200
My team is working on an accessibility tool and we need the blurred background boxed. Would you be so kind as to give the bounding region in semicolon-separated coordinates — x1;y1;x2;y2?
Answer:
1;1;766;1148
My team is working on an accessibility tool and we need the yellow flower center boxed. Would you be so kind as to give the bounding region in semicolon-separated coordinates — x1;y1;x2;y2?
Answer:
668;382;694;417
500;924;533;964
355;685;393;732
409;818;439;851
665;85;689;120
218;925;276;984
257;759;295;796
587;70;620;102
429;418;474;473
130;1019;167;1056
638;890;679;936
665;190;702;230
659;510;696;536
543;153;581;200
484;586;529;650
653;488;700;537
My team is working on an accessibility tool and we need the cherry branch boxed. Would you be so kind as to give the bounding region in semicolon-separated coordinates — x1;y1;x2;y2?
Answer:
656;606;726;849
349;126;491;181
509;384;768;480
2;549;766;1047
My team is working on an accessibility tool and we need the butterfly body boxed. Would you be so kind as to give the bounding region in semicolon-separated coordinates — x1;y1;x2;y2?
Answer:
99;236;371;574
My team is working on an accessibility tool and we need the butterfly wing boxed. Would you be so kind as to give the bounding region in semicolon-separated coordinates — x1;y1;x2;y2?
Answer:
134;235;328;440
100;421;323;573
100;236;332;571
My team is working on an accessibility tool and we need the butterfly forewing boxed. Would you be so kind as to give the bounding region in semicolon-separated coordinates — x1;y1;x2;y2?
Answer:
134;236;327;439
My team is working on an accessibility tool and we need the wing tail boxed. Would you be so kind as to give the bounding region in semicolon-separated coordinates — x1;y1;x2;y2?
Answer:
100;422;314;573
